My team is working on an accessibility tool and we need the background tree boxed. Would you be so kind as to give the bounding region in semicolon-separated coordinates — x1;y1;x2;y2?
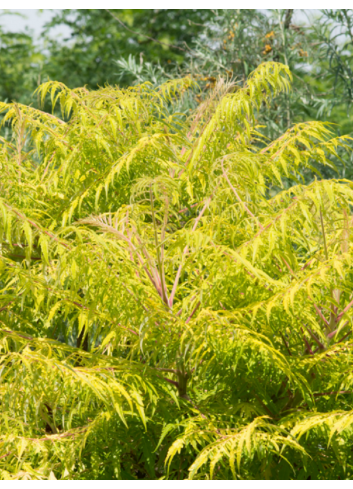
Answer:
308;9;353;135
0;12;43;104
42;9;215;89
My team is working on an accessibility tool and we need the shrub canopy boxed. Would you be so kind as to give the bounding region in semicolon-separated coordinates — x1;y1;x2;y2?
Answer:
1;62;353;479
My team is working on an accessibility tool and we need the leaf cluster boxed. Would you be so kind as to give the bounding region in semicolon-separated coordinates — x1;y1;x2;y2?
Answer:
0;62;353;479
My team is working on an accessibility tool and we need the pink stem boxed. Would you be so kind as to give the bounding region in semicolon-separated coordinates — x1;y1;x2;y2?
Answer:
169;196;212;307
185;301;201;324
327;320;349;339
336;298;353;323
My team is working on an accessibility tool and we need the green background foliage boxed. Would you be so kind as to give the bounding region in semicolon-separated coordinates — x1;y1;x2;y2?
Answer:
42;9;214;89
0;12;43;104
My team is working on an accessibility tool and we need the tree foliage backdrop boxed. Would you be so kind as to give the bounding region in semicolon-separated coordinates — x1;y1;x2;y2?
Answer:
1;9;353;481
2;9;353;174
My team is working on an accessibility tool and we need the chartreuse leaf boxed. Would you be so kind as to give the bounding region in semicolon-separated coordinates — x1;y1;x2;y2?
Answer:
0;61;352;480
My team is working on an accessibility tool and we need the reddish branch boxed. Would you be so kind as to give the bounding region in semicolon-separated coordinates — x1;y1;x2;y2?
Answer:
169;194;213;307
